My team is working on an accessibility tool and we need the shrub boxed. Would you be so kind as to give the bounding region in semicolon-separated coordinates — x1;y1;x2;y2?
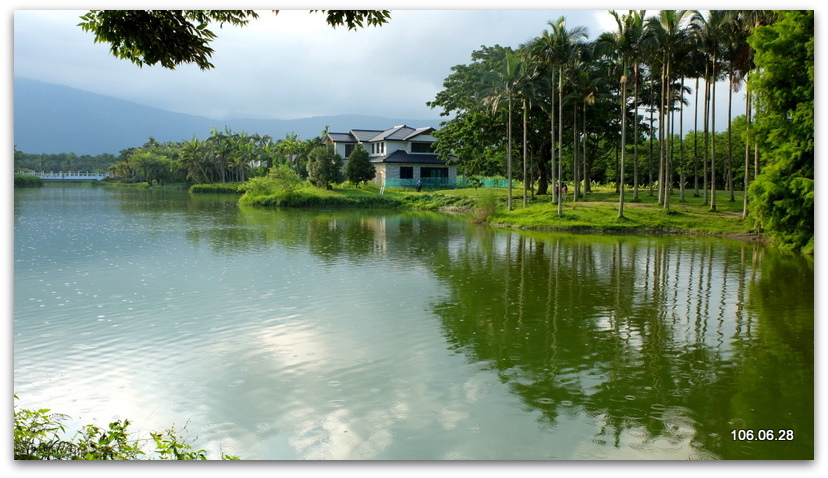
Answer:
343;145;376;187
472;190;498;223
13;397;238;460
242;190;401;209
14;174;44;187
306;146;344;189
189;183;243;194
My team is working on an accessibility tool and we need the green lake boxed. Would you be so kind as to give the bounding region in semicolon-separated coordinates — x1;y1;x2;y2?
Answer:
13;185;814;460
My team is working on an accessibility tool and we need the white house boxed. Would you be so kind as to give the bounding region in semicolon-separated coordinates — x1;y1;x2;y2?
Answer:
326;125;456;188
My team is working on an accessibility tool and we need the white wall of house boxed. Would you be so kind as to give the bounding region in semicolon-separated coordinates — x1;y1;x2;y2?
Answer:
333;142;350;158
374;163;457;185
332;134;438;159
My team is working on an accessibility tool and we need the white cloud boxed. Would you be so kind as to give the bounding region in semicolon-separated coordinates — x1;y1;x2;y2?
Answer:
12;9;616;121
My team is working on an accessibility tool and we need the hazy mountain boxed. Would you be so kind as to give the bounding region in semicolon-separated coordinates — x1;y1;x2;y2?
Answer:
13;78;442;156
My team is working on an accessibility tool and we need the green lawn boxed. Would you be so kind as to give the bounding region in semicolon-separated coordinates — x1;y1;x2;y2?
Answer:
239;180;758;239
433;185;755;237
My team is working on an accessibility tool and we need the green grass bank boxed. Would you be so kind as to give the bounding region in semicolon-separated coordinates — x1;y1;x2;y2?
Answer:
237;181;760;242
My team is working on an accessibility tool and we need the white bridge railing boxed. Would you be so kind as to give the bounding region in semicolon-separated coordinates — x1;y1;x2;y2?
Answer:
17;171;109;181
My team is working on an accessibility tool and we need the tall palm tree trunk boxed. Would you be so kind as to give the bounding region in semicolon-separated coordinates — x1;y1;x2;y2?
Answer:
557;67;564;217
523;99;528;207
727;69;735;202
679;78;686;202
702;64;710;206
663;61;671;212
709;57;718;212
633;65;640;201
507;100;513;211
573;102;579;202
550;79;558;213
658;63;666;206
694;77;700;196
618;68;627;219
742;82;752;219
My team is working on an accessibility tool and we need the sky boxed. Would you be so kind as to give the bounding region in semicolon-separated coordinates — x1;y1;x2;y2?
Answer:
10;7;620;122
6;2;822;126
10;1;817;132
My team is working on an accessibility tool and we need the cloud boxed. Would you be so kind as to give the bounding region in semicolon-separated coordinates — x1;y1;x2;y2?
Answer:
12;9;616;121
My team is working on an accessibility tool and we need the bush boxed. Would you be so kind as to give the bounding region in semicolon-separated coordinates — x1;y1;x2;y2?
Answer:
14;174;44;187
306;146;344;189
13;397;238;460
343;145;376;187
189;183;244;194
472;190;498;223
242;190;401;209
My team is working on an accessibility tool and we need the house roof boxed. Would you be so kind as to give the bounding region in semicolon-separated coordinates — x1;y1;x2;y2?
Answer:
327;125;436;144
371;150;450;165
327;132;356;143
351;129;385;142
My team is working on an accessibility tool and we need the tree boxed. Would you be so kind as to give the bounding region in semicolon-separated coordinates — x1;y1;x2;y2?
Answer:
529;17;589;216
306;145;344;189
598;10;647;218
428;45;513;182
79;10;391;70
344;144;376;187
648;10;691;212
691;10;728;211
482;50;525;211
748;10;814;252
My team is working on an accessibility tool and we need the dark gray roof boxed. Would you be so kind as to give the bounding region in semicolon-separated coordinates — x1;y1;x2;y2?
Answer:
403;127;435;140
351;129;385;142
371;125;436;142
328;126;436;144
327;132;356;143
371;150;451;165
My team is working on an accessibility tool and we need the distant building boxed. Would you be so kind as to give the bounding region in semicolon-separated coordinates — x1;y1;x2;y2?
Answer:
326;125;456;188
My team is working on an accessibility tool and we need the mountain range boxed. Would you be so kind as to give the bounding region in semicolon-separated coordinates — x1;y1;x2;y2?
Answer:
13;78;442;156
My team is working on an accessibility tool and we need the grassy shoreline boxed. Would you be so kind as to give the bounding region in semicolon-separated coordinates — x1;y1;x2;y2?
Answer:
104;180;767;244
451;186;765;243
240;183;763;242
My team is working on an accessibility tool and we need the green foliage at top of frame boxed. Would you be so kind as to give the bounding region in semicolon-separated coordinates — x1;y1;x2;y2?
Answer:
14;396;239;460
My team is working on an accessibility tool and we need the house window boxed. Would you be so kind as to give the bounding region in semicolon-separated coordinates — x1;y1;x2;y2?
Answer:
411;142;434;153
345;144;355;157
421;167;448;179
399;166;414;179
371;142;385;155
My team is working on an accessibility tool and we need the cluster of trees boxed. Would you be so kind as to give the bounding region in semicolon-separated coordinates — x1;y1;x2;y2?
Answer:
14;150;118;173
429;10;813;250
96;127;375;190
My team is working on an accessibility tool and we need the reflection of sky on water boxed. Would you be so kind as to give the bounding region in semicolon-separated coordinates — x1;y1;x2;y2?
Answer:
14;188;813;460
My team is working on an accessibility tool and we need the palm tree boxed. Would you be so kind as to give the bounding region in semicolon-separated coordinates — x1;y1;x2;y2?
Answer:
531;17;589;216
179;136;213;183
727;10;777;218
691;10;728;212
598;10;648;218
646;10;691;212
482;49;525;211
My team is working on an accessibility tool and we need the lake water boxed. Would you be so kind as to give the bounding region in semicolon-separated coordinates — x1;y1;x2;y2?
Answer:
13;185;814;460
